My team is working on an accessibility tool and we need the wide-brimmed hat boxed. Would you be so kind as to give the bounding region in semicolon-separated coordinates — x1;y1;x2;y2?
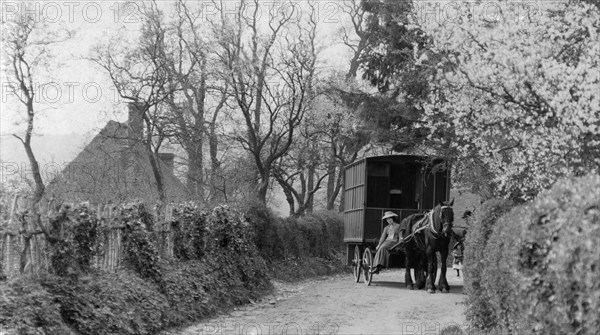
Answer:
382;211;398;220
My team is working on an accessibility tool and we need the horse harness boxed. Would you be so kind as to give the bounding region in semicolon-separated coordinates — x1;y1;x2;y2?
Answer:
429;205;453;238
390;206;453;249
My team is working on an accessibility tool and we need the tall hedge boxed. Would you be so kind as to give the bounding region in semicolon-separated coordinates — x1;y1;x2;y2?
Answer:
463;198;514;329
244;205;284;260
245;204;345;261
1;203;272;335
479;205;531;332
205;205;269;293
118;202;164;285
169;203;208;260
471;174;600;334
1;202;346;334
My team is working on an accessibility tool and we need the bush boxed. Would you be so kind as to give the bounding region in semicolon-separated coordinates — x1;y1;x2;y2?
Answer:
245;205;345;262
479;205;531;333
205;206;269;288
295;215;328;258
479;174;600;334
44;271;169;335
44;203;103;278
484;175;600;334
463;199;514;329
161;261;217;324
116;202;163;285
2;259;271;335
245;205;284;260
0;278;71;335
278;217;307;259
169;203;208;260
162;258;271;327
440;324;464;335
315;211;344;250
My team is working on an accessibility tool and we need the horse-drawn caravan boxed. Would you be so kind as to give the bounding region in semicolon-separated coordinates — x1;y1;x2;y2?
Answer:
343;155;455;291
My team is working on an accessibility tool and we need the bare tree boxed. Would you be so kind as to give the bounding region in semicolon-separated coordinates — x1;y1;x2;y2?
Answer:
2;14;72;273
309;93;371;211
273;130;330;216
91;1;175;206
2;18;70;204
156;0;233;202
211;0;318;204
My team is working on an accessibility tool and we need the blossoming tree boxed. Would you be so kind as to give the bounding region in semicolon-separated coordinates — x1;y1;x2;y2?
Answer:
412;0;599;199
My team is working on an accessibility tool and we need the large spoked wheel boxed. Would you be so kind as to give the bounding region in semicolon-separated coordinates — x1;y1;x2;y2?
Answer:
362;248;373;286
352;245;362;283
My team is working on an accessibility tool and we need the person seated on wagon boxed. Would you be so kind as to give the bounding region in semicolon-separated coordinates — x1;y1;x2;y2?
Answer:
371;211;404;274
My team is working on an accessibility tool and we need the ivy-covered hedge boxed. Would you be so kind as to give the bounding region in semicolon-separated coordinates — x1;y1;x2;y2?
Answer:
44;203;104;278
244;205;285;260
1;202;345;334
46;271;169;335
118;203;164;285
1;203;272;335
0;278;72;334
245;204;345;262
466;174;600;334
170;203;207;260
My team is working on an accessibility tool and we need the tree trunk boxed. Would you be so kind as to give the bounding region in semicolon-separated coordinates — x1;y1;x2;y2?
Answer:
187;139;204;200
149;150;166;205
22;99;45;204
23;141;45;204
347;56;360;80
256;174;269;204
338;173;345;213
208;123;221;202
326;154;337;210
306;166;315;214
328;161;345;212
19;214;31;274
281;184;296;216
145;114;166;207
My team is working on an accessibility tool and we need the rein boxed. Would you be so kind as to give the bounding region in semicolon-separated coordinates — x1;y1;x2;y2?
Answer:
390;205;454;249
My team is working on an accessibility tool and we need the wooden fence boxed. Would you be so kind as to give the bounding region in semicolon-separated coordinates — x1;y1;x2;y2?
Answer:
0;195;174;279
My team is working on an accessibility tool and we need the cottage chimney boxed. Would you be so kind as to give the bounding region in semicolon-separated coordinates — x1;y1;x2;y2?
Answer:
158;153;175;174
127;102;145;143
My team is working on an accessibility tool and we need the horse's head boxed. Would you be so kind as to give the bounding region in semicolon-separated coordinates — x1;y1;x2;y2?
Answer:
439;199;454;238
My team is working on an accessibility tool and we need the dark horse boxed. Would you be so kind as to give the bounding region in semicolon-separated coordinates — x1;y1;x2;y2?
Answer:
401;200;455;293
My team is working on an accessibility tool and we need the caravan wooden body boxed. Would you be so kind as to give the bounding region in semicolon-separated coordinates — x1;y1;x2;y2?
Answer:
343;155;451;278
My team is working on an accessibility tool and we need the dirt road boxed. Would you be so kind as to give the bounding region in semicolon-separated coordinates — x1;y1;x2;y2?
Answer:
164;268;466;335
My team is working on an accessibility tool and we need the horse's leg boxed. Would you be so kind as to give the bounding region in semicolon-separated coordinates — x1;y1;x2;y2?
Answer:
416;251;426;290
404;248;414;290
426;246;437;293
439;247;450;293
432;251;438;291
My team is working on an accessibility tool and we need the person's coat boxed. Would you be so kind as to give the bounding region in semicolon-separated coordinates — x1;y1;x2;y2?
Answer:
377;223;403;247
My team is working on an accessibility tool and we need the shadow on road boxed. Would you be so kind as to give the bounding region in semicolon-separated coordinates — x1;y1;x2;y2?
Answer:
368;280;465;295
369;280;406;289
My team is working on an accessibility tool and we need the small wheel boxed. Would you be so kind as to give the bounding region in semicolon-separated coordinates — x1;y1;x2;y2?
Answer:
352;245;362;283
362;248;373;286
